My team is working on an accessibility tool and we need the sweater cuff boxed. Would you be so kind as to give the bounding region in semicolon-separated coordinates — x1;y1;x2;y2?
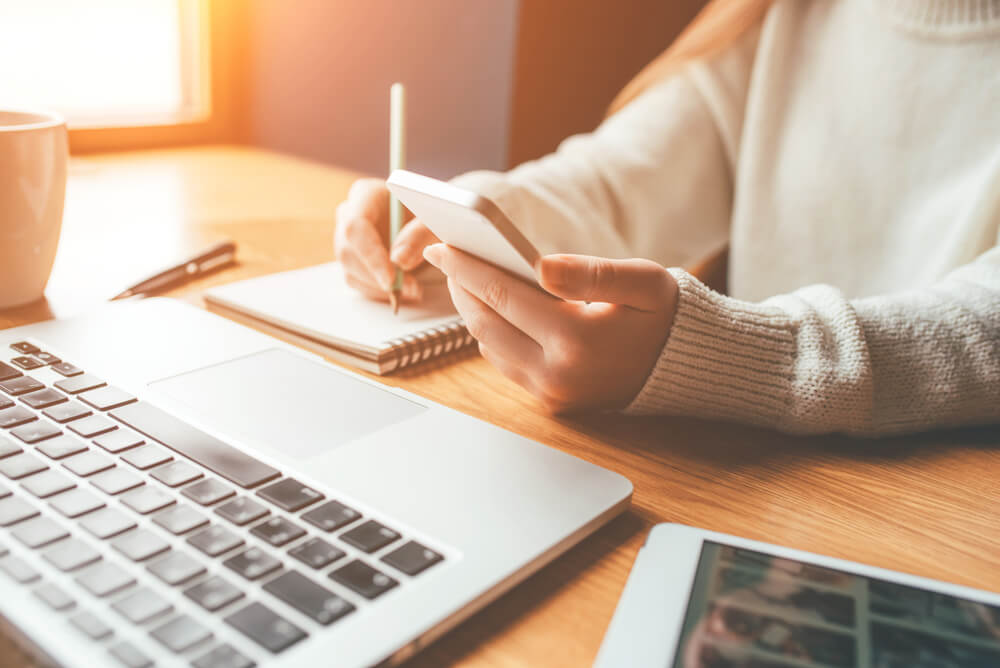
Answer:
625;268;797;427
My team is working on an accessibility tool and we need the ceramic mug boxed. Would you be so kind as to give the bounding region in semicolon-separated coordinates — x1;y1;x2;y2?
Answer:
0;109;68;309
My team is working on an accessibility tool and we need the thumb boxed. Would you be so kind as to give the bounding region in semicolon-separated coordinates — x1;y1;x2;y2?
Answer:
538;254;674;311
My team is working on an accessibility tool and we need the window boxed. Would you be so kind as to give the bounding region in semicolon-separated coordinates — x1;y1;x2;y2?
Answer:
0;0;209;129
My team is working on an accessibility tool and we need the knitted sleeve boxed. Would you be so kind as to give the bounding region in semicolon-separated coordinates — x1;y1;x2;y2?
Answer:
625;247;1000;436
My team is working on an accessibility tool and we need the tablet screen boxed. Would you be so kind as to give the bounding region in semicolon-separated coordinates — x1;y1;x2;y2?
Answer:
672;541;1000;667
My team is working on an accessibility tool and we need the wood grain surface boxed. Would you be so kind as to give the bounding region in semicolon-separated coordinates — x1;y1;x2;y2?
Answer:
2;146;998;667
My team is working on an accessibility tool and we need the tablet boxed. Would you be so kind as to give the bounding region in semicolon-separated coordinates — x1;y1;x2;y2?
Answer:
386;169;541;284
596;523;1000;667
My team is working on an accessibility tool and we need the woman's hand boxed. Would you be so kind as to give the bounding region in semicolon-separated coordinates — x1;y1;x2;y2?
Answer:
334;178;439;302
423;244;679;412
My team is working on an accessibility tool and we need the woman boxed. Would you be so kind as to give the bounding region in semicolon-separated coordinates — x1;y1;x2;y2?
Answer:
334;0;1000;436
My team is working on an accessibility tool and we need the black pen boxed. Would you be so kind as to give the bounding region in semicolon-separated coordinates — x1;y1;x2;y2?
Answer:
110;241;237;300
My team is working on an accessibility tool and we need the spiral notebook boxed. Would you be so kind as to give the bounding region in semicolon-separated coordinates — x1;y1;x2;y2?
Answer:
204;263;471;374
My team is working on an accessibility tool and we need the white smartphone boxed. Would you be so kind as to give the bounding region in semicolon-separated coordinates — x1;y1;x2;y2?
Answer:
596;523;1000;668
385;169;541;284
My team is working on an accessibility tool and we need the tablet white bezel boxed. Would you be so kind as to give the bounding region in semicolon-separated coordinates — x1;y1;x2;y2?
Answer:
595;523;1000;667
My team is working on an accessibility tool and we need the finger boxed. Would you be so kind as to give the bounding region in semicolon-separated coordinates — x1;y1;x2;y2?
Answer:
537;254;674;311
390;219;439;271
448;279;543;365
425;244;561;344
340;215;396;290
344;272;390;302
342;178;390;228
340;246;422;301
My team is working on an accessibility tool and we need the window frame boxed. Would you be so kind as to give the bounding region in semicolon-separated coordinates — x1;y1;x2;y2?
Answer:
68;0;248;153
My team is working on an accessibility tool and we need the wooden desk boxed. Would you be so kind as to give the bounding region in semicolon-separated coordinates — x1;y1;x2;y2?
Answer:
3;146;999;667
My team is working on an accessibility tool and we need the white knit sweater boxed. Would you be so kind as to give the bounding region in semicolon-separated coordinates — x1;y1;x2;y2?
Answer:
452;0;1000;436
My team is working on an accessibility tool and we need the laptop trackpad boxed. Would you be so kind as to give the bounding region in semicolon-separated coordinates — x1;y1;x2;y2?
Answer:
149;348;427;457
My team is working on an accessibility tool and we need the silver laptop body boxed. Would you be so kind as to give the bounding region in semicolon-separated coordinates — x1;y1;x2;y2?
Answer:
0;298;631;667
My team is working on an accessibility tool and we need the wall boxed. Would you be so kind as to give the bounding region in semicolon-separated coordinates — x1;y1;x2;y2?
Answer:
508;0;706;166
244;0;707;178
245;0;519;179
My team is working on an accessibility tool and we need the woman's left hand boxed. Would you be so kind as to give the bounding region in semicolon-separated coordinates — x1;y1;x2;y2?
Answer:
423;244;679;412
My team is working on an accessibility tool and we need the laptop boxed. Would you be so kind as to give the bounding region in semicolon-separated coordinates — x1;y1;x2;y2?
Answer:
0;298;632;668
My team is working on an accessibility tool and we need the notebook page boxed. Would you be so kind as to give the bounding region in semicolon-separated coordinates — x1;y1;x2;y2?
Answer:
205;263;460;355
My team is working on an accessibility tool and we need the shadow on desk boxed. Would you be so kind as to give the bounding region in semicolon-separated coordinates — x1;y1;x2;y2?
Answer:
404;509;647;667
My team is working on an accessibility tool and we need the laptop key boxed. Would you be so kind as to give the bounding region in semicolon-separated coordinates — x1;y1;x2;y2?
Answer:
0;497;40;526
51;362;83;377
91;467;144;495
0;396;11;410
110;402;281;489
10;342;40;355
32;352;60;365
76;562;136;597
49;408;93;433
339;519;401;553
21;469;75;498
81;507;137;539
192;644;256;668
34;582;76;610
112;586;173;623
147;550;206;586
12;516;70;548
62;450;114;476
150;460;203;487
0;434;22;458
0;406;36;428
113;529;171;561
183;478;236;506
121;486;175;514
225;547;282;581
302;499;361;532
215;497;269;526
188;525;244;557
68;414;117;438
50;487;105;518
11;420;62;444
382;541;444;576
0;481;9;498
79;386;136;411
264;570;355;626
20;388;67;409
109;641;153;668
0;361;23;381
329;559;398;599
11;356;44;371
289;537;345;569
250;516;305;547
151;614;212;653
36;434;88;460
225;602;307;654
70;611;114;640
0;375;45;396
257;478;324;512
185;575;245;612
0;555;41;583
153;504;208;536
93;429;144;453
153;504;209;535
121;444;172;470
44;537;102;571
0;452;48;479
54;373;106;395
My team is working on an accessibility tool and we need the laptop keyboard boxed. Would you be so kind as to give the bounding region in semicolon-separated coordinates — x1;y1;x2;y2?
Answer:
0;341;446;667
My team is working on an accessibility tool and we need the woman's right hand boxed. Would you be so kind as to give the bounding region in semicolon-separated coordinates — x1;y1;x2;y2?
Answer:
334;178;439;303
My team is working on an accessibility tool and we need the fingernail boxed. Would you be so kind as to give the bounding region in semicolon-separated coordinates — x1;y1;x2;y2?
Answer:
380;269;394;291
390;244;406;265
423;244;443;267
541;257;569;287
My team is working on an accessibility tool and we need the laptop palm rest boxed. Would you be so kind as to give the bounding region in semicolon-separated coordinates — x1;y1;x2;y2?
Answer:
149;348;427;458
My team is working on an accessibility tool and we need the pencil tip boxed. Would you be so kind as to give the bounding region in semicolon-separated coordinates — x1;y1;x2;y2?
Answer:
389;292;400;315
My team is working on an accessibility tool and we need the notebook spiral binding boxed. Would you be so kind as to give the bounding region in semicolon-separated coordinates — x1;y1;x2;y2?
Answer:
384;320;474;372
